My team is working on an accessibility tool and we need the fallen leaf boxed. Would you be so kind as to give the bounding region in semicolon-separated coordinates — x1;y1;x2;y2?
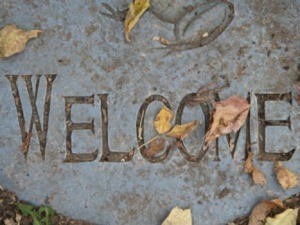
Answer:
167;121;198;139
0;24;42;59
248;199;283;225
265;208;298;225
154;106;198;140
124;0;150;42
204;95;250;147
4;219;16;225
274;161;299;190
162;207;192;225
252;168;267;186
229;138;235;153
244;152;267;186
144;137;165;158
154;106;173;134
245;152;255;173
16;214;22;225
152;36;170;46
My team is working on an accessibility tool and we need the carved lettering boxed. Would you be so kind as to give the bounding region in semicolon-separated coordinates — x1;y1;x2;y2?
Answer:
6;75;56;160
98;94;134;162
175;93;210;162
136;95;172;163
4;75;297;164
255;93;295;161
215;93;251;160
64;95;98;162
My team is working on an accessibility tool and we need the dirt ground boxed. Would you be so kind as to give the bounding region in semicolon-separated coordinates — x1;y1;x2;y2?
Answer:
1;184;299;225
0;185;94;225
232;192;300;225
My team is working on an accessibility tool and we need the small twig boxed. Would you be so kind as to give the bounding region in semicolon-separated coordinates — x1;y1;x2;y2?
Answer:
138;110;145;140
137;135;160;151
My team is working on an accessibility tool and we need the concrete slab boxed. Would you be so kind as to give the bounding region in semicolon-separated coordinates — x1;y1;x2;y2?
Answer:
0;0;299;224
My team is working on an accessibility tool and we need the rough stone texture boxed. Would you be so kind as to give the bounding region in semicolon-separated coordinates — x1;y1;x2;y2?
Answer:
0;0;299;224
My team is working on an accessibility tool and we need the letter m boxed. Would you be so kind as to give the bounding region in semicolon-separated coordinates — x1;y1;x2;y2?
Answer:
6;75;56;160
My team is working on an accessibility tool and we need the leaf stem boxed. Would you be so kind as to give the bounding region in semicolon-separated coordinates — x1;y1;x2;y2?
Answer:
137;135;160;150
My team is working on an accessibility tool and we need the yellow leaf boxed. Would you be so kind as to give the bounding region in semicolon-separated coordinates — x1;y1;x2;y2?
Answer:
154;106;173;134
265;208;298;225
274;161;299;190
0;24;42;59
167;121;198;139
124;0;150;42
162;207;192;225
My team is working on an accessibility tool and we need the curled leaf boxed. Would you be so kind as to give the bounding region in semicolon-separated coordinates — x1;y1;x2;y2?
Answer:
0;24;42;59
144;137;165;158
162;207;192;225
204;95;250;147
248;199;283;225
167;121;198;139
265;208;299;225
154;106;173;134
274;161;299;190
244;152;267;186
124;0;150;42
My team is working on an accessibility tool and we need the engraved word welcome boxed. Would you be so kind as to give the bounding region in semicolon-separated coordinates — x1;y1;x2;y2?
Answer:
5;75;296;163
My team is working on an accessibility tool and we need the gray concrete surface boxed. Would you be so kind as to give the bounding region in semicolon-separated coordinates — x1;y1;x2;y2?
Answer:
0;0;299;224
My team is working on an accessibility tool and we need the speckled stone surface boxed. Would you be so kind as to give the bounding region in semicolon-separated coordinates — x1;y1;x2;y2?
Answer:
0;0;299;224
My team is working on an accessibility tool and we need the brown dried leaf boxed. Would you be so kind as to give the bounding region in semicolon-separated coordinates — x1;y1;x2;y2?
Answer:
244;152;267;186
124;0;150;42
144;138;165;158
248;199;283;225
252;167;267;186
167;121;198;139
274;161;299;190
204;95;250;147
154;106;173;134
0;24;42;59
229;138;235;153
245;152;255;173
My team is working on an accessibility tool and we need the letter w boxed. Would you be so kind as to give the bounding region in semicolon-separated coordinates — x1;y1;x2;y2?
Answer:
6;75;56;160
